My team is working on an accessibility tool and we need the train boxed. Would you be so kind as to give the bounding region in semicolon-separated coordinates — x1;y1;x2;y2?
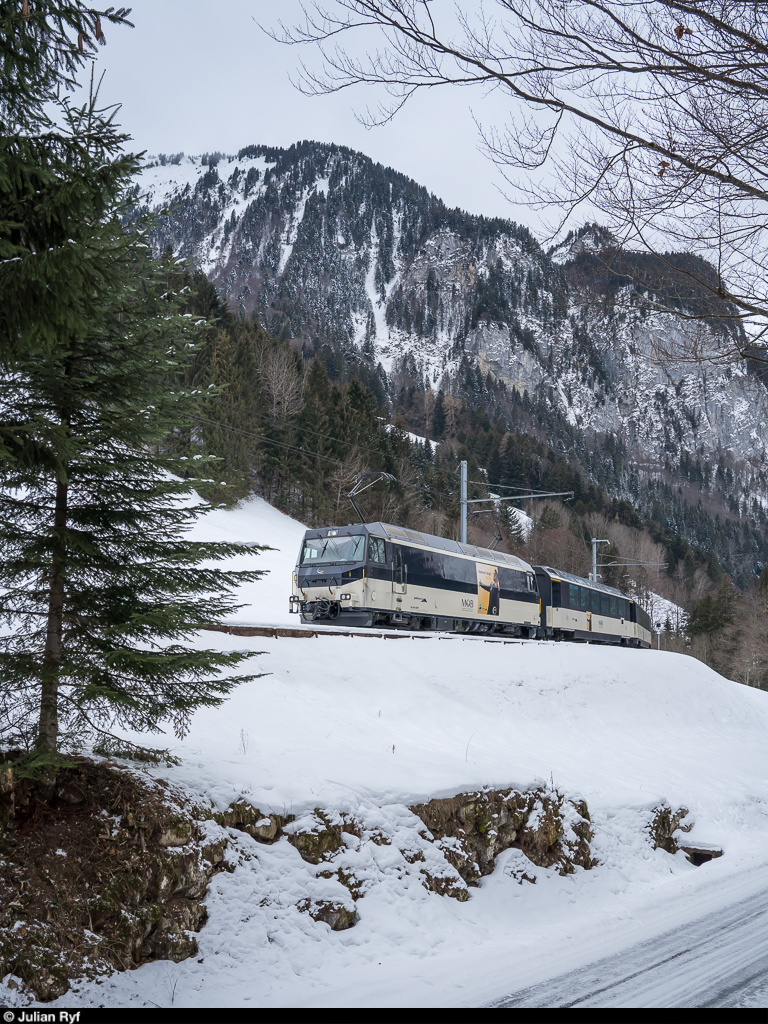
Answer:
289;521;653;648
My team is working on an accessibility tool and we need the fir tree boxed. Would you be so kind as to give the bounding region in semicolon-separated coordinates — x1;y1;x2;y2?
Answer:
1;1;133;361
295;358;335;521
0;90;264;765
688;578;738;636
505;505;526;546
432;390;446;440
0;1;130;116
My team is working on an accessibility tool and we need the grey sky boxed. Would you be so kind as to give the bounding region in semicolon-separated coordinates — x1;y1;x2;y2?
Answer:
85;0;544;232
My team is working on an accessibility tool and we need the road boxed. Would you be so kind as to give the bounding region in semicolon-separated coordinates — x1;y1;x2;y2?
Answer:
491;882;768;1007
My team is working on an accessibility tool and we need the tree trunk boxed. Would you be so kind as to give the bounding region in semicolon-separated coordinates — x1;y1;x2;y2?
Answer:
37;474;68;755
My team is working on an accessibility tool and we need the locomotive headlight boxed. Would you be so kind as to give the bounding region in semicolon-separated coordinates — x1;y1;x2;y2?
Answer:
340;593;352;600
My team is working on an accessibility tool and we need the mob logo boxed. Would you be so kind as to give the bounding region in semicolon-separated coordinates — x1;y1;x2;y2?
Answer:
462;598;474;608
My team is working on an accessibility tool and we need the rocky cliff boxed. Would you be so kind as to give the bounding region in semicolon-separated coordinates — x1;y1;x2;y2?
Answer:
135;142;768;504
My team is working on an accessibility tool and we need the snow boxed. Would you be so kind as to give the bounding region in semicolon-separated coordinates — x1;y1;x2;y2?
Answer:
509;507;534;539
643;590;687;633
365;221;392;347
384;422;435;452
138;155;203;205
277;187;310;276
8;495;768;1008
185;495;305;627
487;493;534;539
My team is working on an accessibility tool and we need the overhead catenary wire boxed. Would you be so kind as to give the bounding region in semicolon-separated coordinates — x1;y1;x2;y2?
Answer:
196;397;561;502
196;410;577;514
469;480;562;493
599;562;667;568
194;414;459;506
196;415;347;468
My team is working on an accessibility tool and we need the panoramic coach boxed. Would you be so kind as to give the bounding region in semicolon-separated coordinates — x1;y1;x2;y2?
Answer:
533;566;652;648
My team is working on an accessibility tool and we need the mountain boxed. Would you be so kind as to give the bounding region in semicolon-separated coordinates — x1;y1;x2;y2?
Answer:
135;141;768;523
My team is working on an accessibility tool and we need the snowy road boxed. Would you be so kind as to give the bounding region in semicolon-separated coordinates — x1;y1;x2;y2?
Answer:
492;870;768;1008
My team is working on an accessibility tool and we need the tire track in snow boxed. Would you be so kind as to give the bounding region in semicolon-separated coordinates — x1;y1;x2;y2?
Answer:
491;878;768;1007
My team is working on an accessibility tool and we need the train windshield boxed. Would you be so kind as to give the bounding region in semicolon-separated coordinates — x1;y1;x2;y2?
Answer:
300;534;366;565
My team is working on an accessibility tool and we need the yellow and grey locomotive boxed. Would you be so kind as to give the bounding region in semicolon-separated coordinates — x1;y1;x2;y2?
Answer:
290;522;540;636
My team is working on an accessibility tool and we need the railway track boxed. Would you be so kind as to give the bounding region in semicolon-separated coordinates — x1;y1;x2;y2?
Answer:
202;622;525;643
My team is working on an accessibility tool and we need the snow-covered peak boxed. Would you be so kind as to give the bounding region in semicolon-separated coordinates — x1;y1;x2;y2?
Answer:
549;223;620;265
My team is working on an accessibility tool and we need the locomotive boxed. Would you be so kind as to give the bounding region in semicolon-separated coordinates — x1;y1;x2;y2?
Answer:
290;521;652;648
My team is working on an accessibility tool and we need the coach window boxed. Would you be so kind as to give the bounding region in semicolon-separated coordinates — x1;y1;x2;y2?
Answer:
368;537;387;563
609;596;618;616
591;590;600;614
618;598;626;619
580;587;590;611
551;581;561;606
601;593;611;617
394;547;404;585
569;583;579;607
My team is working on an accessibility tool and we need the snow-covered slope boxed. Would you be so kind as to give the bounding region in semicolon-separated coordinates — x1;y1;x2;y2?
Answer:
186;495;305;626
27;497;768;1008
163;497;768;819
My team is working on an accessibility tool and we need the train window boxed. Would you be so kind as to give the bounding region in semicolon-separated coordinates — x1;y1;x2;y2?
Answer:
368;537;387;563
618;598;627;619
394;547;404;585
301;534;365;565
569;583;579;607
601;593;611;616
609;596;618;617
580;587;591;611
527;573;536;592
551;581;561;607
591;590;601;613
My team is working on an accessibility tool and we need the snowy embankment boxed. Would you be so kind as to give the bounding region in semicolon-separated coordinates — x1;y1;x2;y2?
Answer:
28;497;768;1007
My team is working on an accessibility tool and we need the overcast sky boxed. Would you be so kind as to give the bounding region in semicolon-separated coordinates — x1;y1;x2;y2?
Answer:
84;0;546;233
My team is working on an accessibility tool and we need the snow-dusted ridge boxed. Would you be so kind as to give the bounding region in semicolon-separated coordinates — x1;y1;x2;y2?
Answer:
12;495;766;1009
136;143;768;495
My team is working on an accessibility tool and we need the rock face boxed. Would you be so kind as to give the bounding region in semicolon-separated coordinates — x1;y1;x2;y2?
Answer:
0;756;230;1002
216;785;596;923
137;142;768;478
411;787;595;884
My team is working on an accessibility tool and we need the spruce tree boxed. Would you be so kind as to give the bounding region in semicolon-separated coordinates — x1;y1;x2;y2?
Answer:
0;89;264;764
295;358;335;522
432;390;446;440
1;2;133;361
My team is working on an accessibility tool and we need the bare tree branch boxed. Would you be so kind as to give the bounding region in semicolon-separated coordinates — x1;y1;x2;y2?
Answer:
275;1;768;362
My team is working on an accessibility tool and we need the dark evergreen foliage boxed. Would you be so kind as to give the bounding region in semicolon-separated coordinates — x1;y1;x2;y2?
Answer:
688;579;738;636
0;1;133;361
